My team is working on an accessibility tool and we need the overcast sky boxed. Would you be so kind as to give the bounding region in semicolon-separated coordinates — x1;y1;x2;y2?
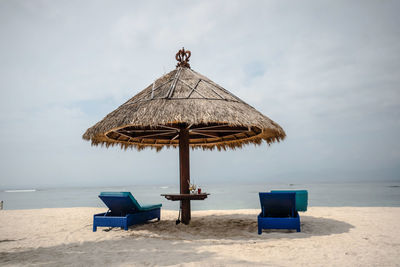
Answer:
0;0;399;189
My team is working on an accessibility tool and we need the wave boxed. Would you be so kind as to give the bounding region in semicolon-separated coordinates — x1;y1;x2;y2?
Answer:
4;189;36;193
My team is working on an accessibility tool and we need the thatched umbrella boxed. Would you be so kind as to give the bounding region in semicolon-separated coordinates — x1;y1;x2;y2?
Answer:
83;48;286;224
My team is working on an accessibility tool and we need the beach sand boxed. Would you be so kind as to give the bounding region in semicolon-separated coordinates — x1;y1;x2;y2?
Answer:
0;207;399;266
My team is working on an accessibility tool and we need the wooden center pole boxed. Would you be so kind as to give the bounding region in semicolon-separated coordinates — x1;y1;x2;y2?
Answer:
179;127;191;224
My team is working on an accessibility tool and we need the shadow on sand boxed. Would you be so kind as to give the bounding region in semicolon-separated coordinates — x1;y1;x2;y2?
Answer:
0;238;221;266
129;213;354;240
0;214;353;266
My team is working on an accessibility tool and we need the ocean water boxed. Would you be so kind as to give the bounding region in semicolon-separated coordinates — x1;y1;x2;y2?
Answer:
0;182;399;210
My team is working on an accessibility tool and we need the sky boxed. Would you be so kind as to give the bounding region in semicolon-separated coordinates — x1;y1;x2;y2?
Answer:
0;0;399;189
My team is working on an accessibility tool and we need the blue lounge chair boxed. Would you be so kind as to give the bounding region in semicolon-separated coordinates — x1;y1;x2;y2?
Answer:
258;192;300;234
93;192;162;232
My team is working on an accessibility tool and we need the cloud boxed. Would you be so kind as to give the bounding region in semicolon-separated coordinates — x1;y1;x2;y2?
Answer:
0;0;399;188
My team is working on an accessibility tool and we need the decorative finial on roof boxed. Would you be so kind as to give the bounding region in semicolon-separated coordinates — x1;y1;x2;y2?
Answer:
175;47;191;68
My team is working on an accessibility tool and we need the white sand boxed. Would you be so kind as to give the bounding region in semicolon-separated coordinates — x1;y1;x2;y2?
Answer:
0;207;399;266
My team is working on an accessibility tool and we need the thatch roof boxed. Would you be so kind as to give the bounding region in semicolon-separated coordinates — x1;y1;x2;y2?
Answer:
83;53;285;151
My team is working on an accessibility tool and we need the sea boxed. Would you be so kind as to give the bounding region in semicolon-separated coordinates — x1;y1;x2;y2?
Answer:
0;182;399;210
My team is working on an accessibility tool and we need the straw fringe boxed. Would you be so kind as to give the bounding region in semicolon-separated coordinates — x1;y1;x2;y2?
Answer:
89;133;284;152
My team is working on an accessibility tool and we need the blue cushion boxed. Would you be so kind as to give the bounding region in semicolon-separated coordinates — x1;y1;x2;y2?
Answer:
99;192;162;215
